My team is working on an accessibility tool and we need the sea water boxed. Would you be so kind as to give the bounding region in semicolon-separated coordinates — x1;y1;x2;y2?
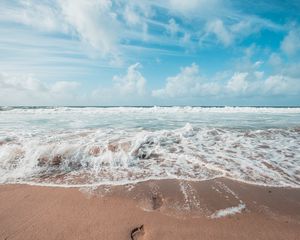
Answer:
0;106;299;187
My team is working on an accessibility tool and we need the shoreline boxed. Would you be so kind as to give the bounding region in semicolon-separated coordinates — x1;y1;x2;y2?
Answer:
2;176;299;189
1;178;299;240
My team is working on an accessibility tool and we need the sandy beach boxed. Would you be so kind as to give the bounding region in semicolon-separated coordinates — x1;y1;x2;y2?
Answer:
0;178;299;240
2;0;300;238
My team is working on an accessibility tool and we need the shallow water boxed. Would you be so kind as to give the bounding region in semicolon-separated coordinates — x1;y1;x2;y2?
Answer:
0;106;299;187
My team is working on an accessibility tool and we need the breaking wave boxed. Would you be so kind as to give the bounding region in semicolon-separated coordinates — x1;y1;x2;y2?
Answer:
0;107;299;187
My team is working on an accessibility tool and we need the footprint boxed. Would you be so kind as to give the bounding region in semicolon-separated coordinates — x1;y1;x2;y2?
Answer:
151;193;163;210
130;225;144;240
138;192;164;212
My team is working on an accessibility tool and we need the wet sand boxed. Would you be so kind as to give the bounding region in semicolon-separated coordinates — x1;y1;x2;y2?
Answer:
0;178;300;240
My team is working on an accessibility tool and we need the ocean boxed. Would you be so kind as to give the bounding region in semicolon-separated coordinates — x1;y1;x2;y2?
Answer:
0;106;299;187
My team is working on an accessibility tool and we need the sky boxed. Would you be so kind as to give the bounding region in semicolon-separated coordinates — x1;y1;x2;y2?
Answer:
0;0;300;106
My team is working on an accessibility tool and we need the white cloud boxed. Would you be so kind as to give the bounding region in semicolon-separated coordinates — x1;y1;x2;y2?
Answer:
0;0;287;57
0;72;80;105
206;19;233;46
226;72;249;94
152;63;300;99
154;0;283;49
59;0;119;57
281;28;300;55
0;0;120;58
50;81;80;94
124;4;141;26
181;32;191;44
165;0;222;17
226;72;300;96
225;71;300;96
254;71;264;79
268;53;282;66
157;0;283;48
112;63;146;96
263;75;299;95
167;18;179;36
152;63;220;98
203;17;276;47
92;63;147;105
0;0;68;33
253;61;263;68
0;72;45;92
233;45;266;72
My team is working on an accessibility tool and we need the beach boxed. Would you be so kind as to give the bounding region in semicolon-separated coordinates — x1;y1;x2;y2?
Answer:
0;107;300;239
1;178;299;240
2;0;300;238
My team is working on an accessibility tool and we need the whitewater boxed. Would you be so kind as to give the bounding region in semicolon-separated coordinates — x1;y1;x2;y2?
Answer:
0;106;299;187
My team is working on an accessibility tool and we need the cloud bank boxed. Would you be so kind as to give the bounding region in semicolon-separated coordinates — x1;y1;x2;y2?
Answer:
152;63;300;99
0;72;80;105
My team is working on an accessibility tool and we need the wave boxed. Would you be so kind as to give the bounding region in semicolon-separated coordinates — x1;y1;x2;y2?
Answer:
0;124;299;187
1;106;300;113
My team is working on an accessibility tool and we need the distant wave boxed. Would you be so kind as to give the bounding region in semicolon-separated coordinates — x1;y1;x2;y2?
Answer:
1;106;300;113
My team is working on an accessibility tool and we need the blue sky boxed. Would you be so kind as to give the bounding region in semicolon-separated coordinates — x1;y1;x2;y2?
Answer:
0;0;300;106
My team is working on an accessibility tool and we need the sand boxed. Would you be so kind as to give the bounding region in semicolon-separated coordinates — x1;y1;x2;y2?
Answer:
0;178;299;240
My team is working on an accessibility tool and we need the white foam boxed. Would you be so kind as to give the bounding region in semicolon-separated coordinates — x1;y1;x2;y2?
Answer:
0;107;299;187
179;181;201;210
210;203;246;219
2;106;300;114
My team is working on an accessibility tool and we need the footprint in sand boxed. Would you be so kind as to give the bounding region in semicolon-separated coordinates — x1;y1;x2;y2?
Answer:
130;225;144;240
151;193;163;210
138;193;164;212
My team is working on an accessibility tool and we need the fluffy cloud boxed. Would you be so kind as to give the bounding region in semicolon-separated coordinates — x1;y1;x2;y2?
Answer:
152;63;300;99
0;0;120;58
226;72;300;97
0;72;80;105
0;0;67;32
92;63;147;104
123;1;152;26
59;0;119;57
263;75;299;95
205;19;233;46
112;63;146;96
1;63;299;106
254;71;264;79
0;72;45;92
50;81;80;94
124;4;141;26
281;28;300;55
226;72;249;94
152;63;220;98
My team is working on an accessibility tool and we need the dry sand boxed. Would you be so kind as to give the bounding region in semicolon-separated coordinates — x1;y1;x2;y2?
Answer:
0;178;299;240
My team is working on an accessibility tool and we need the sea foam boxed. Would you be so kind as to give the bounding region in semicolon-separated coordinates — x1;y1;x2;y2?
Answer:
0;107;299;187
210;203;246;218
